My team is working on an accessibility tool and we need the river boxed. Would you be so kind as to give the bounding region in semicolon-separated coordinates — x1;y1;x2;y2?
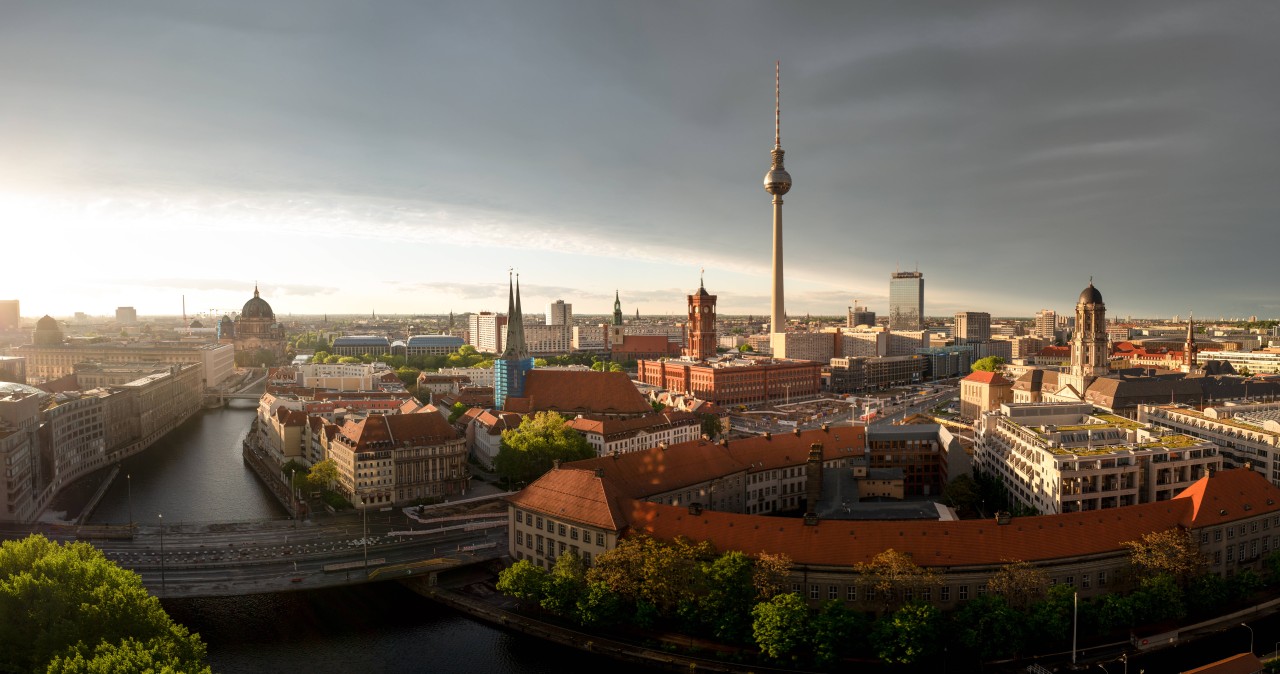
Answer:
87;401;647;674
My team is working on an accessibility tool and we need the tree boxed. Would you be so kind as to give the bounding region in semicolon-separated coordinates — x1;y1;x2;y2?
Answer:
650;400;666;413
395;366;420;388
986;560;1049;610
940;474;981;514
853;549;941;615
0;535;210;673
306;459;339;492
810;600;868;666
751;593;809;662
738;343;754;352
700;413;722;440
1028;583;1075;643
1123;528;1206;587
495;411;595;486
696;551;758;643
871;600;940;665
585;534;706;616
495;559;550;607
971;356;1006;372
447;402;470;424
953;594;1024;660
541;552;588;616
752;551;792;601
337;356;362;364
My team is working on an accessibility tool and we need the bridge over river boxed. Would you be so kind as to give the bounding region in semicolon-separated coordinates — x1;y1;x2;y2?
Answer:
7;508;509;598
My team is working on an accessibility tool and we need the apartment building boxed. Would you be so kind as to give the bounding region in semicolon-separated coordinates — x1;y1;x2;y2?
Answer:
975;402;1221;514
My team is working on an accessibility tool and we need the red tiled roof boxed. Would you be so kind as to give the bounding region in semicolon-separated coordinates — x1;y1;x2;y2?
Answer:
503;370;650;417
565;426;865;498
565;410;699;438
274;406;308;427
338;412;459;452
1038;346;1070;357
627;497;1192;568
1173;467;1280;528
506;467;630;531
963;371;1010;385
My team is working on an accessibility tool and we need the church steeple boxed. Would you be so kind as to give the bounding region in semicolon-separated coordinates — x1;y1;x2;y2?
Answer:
500;273;528;359
613;290;624;327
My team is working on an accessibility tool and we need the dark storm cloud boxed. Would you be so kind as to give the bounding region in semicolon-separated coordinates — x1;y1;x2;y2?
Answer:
4;1;1279;317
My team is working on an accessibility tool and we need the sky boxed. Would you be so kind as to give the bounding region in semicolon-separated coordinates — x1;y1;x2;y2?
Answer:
4;1;1279;322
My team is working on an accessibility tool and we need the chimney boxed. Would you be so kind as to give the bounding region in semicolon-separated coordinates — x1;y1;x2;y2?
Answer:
764;431;771;440
553;459;561;470
995;511;1011;525
821;423;829;432
793;427;801;436
689;503;703;516
804;442;823;525
595;468;604;478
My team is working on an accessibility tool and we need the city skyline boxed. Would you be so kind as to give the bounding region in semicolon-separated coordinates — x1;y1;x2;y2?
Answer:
5;2;1280;320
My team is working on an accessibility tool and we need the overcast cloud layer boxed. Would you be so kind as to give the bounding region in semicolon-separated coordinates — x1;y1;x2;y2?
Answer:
3;1;1278;320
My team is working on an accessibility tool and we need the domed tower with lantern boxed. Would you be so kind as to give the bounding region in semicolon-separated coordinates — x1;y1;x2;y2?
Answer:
232;284;287;366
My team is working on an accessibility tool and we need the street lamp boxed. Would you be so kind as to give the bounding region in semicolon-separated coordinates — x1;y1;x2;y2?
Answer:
290;468;297;528
126;473;132;534
1242;622;1254;654
157;513;166;597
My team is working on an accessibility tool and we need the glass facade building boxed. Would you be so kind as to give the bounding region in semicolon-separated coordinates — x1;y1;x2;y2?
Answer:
889;271;924;331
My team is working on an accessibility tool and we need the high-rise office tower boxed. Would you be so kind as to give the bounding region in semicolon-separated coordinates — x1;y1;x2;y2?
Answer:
1034;309;1057;341
954;312;991;344
889;271;924;331
547;300;571;327
763;61;792;345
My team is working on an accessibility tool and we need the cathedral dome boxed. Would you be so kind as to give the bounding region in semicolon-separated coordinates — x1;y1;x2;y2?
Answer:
1078;283;1103;305
35;315;58;330
241;286;274;320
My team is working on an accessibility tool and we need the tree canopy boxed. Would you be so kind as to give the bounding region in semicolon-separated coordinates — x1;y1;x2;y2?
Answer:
1123;527;1206;587
0;535;210;673
971;356;1006;372
495;411;595;485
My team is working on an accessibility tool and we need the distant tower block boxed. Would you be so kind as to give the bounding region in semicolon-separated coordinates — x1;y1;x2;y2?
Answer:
763;61;792;350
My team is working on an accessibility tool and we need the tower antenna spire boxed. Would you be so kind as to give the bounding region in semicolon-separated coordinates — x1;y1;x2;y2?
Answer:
775;60;781;149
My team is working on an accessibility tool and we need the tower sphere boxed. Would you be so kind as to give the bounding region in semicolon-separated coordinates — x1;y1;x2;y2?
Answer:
764;164;792;195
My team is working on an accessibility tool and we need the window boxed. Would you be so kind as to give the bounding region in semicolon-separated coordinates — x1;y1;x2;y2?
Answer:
920;587;931;601
516;511;524;524
904;588;914;601
570;528;579;541
536;535;543;553
1215;550;1222;564
536;516;543;530
829;586;838;600
558;524;567;537
1065;576;1075;588
1228;527;1235;539
1251;540;1258;557
810;584;819;600
596;532;605;546
940;586;950;602
959;585;969;601
559;541;566;555
867;587;876;601
516;531;523;545
1227;546;1234;562
1215;529;1223;542
847;585;857;601
1252;521;1259;534
1082;574;1091;589
1200;531;1209;545
792;583;801;594
1240;543;1246;559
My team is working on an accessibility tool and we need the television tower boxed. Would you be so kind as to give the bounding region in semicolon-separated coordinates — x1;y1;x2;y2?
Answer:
763;61;792;342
